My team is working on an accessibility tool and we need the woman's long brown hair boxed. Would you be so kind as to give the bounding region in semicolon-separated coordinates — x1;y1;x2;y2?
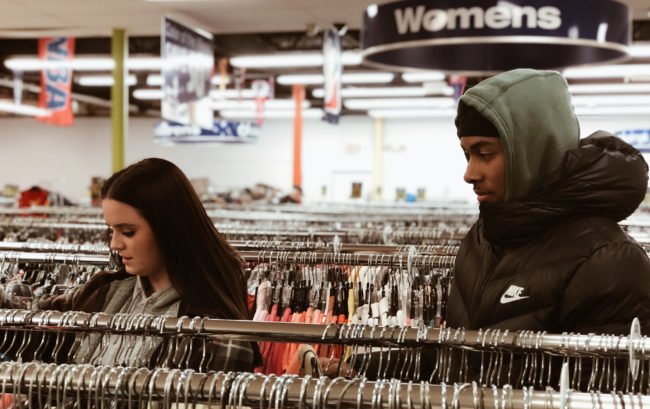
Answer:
101;158;249;320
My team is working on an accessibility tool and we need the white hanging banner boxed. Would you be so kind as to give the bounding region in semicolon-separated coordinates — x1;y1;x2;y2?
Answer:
323;28;342;125
161;16;214;129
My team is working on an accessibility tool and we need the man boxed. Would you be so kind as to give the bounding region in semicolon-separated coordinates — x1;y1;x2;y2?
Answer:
447;68;650;336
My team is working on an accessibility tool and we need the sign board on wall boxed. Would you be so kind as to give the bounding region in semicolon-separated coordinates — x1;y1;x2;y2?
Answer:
362;0;630;73
154;120;259;144
161;17;214;129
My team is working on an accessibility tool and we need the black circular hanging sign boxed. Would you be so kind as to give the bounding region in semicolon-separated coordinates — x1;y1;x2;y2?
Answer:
362;0;630;74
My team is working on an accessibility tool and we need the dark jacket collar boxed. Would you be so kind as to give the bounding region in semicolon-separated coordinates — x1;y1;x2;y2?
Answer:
480;131;648;248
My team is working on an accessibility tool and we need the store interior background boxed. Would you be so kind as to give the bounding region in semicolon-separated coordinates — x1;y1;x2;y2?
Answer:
0;0;648;205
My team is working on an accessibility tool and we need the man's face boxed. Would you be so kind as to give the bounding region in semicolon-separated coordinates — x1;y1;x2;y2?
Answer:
460;136;506;204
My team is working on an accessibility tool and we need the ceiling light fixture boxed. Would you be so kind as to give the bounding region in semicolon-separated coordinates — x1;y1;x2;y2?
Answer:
4;56;163;72
213;99;310;110
628;44;650;58
133;89;162;100
401;71;447;83
563;64;650;79
146;74;230;87
312;85;453;98
277;72;394;85
209;89;256;99
0;100;51;116
219;108;324;119
569;83;650;94
574;105;650;116
367;108;456;118
77;75;137;87
571;94;650;106
230;50;362;68
344;97;456;110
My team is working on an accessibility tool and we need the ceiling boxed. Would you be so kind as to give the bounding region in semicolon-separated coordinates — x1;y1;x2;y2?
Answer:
0;0;647;38
0;0;648;117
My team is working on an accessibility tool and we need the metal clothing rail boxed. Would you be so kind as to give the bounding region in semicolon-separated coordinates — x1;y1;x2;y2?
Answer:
0;242;110;254
0;362;645;409
0;241;460;257
0;310;646;360
239;251;456;268
0;251;111;266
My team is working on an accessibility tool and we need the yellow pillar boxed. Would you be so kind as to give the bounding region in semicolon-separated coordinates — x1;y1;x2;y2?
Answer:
373;117;384;202
111;29;127;172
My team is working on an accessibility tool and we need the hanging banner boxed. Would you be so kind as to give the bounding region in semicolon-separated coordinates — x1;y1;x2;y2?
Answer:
323;28;342;124
37;37;75;126
362;0;630;73
449;75;467;102
251;79;272;126
162;17;214;129
154;119;259;144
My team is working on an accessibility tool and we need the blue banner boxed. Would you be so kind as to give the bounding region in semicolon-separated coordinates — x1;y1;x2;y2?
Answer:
154;120;259;144
616;129;650;153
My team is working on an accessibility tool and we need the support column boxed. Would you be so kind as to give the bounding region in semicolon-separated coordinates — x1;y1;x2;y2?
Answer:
373;117;384;202
111;29;127;172
292;85;305;188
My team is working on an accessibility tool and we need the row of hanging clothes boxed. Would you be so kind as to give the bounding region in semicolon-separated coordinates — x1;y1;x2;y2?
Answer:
0;309;645;400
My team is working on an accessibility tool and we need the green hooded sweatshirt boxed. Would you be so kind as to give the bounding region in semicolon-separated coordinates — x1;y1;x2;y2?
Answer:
456;68;580;201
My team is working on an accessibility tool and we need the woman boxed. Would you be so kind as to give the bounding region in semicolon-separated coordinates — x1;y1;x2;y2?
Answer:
0;158;258;371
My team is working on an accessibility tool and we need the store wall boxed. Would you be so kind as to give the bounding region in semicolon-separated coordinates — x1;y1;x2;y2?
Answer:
0;114;647;204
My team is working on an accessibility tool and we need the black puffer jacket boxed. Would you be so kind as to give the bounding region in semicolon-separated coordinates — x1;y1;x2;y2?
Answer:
447;132;650;335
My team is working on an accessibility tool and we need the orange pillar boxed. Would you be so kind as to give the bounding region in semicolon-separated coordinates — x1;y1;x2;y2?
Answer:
292;84;305;187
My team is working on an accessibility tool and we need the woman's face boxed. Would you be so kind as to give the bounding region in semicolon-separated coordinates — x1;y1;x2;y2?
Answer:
102;198;169;288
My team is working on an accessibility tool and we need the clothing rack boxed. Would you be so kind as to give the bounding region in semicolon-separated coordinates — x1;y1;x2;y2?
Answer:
0;251;111;266
0;310;645;359
0;241;460;257
0;247;456;268
0;361;642;409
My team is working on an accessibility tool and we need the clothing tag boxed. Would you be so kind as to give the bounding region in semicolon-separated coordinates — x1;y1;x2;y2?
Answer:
396;309;407;327
378;297;389;326
370;302;380;318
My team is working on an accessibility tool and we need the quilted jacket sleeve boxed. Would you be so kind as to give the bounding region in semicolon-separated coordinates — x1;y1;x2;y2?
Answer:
557;241;650;335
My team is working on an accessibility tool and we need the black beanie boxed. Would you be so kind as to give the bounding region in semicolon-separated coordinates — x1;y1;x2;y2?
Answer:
455;101;500;138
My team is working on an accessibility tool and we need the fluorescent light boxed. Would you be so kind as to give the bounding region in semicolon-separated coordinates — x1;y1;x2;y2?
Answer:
211;76;231;86
569;83;650;94
402;71;446;83
277;72;394;85
147;74;228;87
230;51;362;68
213;99;310;110
209;89;256;99
571;94;650;106
133;89;162;100
6;57;114;71
219;108;324;119
368;108;456;118
0;100;51;116
575;105;650;116
127;57;163;70
628;44;650;58
563;64;650;79
4;56;163;72
312;85;453;98
77;75;137;87
344;97;455;110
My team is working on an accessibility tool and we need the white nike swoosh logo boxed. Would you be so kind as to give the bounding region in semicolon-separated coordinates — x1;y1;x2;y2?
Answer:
500;294;530;304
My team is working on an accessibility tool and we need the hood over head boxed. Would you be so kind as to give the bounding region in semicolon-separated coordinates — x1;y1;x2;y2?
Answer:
455;68;580;201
